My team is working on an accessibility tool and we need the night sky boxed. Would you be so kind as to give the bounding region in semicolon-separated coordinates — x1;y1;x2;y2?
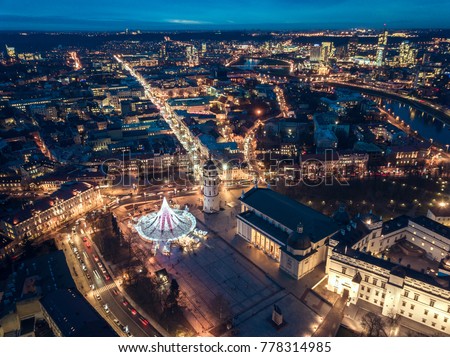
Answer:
1;0;449;30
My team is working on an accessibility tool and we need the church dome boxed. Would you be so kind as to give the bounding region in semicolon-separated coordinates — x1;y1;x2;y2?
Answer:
287;231;311;250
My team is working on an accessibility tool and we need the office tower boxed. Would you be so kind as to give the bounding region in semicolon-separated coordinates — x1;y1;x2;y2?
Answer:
376;29;388;66
310;44;321;62
320;42;334;62
186;45;199;66
399;41;417;67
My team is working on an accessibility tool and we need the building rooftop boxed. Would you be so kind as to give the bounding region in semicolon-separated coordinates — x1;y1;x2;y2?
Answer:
167;96;214;107
410;216;450;240
4;181;94;225
0;250;75;314
40;288;118;337
238;210;289;245
239;188;339;243
382;215;410;235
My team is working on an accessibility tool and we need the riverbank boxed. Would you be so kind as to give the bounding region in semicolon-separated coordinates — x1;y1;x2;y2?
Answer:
324;81;450;126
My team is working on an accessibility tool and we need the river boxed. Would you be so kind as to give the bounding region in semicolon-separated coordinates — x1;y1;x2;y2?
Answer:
374;98;450;147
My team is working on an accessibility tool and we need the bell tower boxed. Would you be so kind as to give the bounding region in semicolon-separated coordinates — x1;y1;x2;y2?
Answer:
202;158;220;213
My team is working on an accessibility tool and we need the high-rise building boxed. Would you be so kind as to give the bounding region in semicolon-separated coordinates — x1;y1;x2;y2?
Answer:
186;45;199;66
310;44;321;62
376;29;388;66
201;42;207;55
320;42;334;62
399;41;417;67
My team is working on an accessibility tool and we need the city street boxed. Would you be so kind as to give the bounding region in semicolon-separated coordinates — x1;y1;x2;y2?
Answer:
54;218;163;337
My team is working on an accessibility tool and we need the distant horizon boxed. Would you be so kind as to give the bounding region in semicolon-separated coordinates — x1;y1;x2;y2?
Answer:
1;0;450;31
1;26;450;33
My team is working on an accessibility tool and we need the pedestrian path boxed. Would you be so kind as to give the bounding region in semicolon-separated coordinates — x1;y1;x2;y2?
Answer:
95;282;116;295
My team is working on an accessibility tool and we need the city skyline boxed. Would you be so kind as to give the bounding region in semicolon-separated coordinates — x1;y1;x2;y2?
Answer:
1;0;450;31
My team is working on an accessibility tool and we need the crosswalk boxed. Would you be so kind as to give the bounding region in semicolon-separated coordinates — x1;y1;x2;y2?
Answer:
94;282;116;294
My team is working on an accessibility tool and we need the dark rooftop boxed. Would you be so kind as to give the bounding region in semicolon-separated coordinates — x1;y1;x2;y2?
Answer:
382;215;410;235
40;288;118;337
238;210;289;245
411;216;450;240
0;250;75;314
239;187;339;243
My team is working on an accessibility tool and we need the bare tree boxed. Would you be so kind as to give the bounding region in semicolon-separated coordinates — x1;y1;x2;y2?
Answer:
387;309;400;328
361;312;388;337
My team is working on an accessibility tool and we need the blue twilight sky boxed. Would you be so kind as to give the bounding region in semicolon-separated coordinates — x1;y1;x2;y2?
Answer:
0;0;449;30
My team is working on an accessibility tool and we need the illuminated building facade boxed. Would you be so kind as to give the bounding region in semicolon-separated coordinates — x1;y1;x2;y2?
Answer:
399;41;418;67
237;187;339;279
0;182;102;242
320;42;334;62
310;44;321;63
186;45;199;67
327;214;450;335
376;29;388;66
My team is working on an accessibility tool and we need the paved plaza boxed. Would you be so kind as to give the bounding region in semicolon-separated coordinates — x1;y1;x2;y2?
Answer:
147;232;282;334
113;187;346;336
